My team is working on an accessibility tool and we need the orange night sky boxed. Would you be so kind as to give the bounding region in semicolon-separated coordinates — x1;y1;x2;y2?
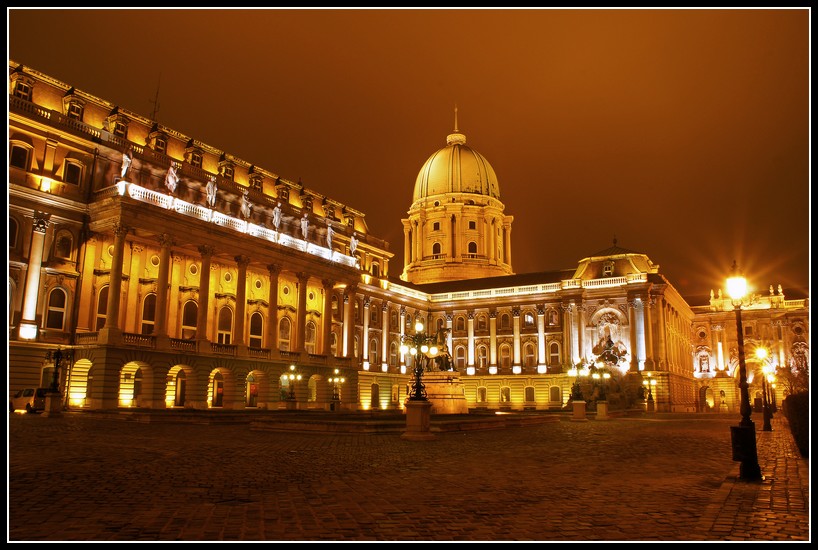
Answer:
7;8;810;303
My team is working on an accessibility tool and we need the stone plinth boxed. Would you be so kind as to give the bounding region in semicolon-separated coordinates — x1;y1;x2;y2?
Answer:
43;392;63;418
571;400;588;421
596;400;610;420
423;371;469;415
402;400;435;440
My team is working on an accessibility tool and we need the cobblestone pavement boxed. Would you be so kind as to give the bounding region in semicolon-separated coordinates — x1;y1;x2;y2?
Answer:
8;411;809;542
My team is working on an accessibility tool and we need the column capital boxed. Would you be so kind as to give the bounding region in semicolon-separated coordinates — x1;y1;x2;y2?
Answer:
322;279;335;290
267;263;282;275
157;233;176;248
198;244;215;257
32;211;51;233
112;222;130;238
235;255;251;268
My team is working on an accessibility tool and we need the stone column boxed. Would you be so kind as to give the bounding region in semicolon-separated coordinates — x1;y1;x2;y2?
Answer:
467;311;475;367
234;255;250;348
489;310;497;368
628;298;638;372
644;295;655;370
196;244;214;346
362;296;370;368
18;211;50;339
266;264;281;351
153;234;174;339
295;272;309;352
537;306;546;369
512;308;521;368
99;223;128;344
322;279;334;355
381;301;389;371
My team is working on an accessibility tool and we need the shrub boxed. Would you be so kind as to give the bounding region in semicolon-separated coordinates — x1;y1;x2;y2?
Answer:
782;392;808;458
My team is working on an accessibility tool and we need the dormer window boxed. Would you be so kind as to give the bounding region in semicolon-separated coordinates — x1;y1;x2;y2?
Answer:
66;101;84;121
185;142;204;168
63;88;85;121
302;195;313;210
249;173;263;192
106;108;130;139
603;261;614;277
148;125;168;154
154;135;167;154
221;164;234;181
11;76;33;101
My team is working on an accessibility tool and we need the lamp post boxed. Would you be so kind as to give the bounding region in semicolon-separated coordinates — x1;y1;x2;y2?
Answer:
329;368;345;410
726;261;763;481
643;372;656;412
399;320;440;402
286;364;302;400
399;320;441;440
45;348;65;394
755;348;774;432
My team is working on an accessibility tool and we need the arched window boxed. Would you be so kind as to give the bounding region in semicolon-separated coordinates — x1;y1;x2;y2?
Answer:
500;313;511;330
217;307;233;344
45;288;67;330
141;293;156;334
95;285;109;330
330;332;338;356
455;316;466;332
477;314;487;331
9;218;19;249
353;335;359;358
500;345;511;369
477;387;487;402
53;231;73;260
181;301;197;339
389;341;398;366
332;295;339;317
550;386;562;403
305;321;317;354
371;263;380;278
525;386;535;402
455;346;466;369
249;312;263;347
524;343;536;367
549;342;560;366
467;241;477;254
279;317;291;351
354;300;360;321
524;312;535;328
369;338;379;365
436;317;444;331
432;242;441;255
391;310;398;329
477;345;488;368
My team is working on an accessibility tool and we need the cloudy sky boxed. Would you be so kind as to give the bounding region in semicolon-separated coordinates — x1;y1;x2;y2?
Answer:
8;8;810;302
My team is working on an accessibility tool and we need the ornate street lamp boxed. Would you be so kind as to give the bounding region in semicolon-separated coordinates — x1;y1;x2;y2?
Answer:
44;348;65;394
286;364;302;400
329;368;346;402
399;321;440;401
755;348;774;432
726;261;763;481
643;372;657;412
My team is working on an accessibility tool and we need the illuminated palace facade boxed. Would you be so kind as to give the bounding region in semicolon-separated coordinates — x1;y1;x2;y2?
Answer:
8;61;810;414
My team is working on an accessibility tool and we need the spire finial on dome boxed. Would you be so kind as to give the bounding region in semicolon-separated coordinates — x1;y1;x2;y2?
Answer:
613;235;617;247
446;104;466;146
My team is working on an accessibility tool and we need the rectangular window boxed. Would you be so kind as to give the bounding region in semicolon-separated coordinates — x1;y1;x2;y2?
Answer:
13;81;31;101
67;103;83;120
113;121;127;138
64;162;82;185
154;136;167;154
191;151;203;168
10;145;29;170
